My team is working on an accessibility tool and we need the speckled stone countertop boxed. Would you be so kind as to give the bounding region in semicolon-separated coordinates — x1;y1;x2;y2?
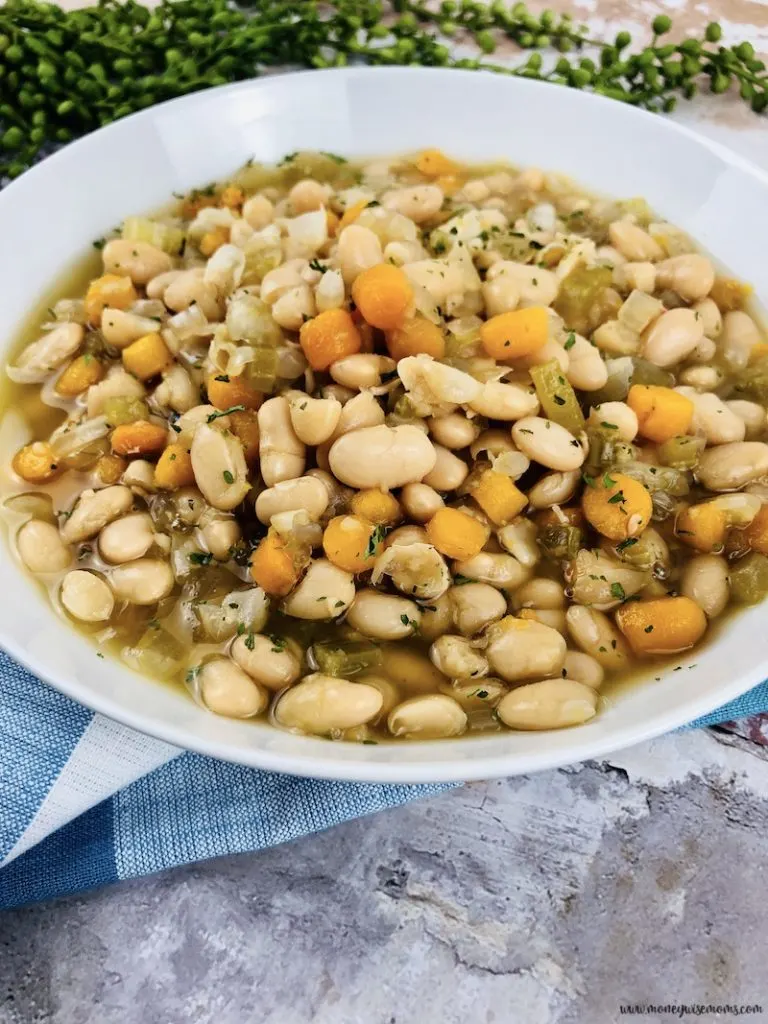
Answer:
3;3;768;1023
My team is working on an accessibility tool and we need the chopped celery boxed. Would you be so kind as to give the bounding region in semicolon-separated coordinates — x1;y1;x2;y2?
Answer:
122;216;185;255
734;356;768;404
121;627;185;680
4;492;56;524
530;360;585;435
619;198;653;227
538;524;583;560
103;395;149;426
729;553;768;604
630;357;674;389
63;437;109;471
313;639;383;677
620;461;689;497
582;429;636;477
444;327;481;360
244;346;278;393
658;436;706;470
552;265;613;335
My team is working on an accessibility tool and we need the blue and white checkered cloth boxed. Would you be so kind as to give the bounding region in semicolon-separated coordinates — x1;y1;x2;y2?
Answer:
2;651;767;910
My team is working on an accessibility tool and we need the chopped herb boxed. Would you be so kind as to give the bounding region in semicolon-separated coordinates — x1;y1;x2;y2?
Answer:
607;490;625;505
644;624;654;633
601;422;618;430
214;374;230;383
299;402;307;410
222;470;234;484
207;405;245;423
236;622;246;636
321;151;347;164
365;524;386;558
366;199;380;207
554;395;566;406
400;614;418;630
453;574;473;585
529;240;544;250
244;632;256;651
308;258;327;273
380;369;399;383
610;582;626;600
268;634;287;653
564;332;576;351
279;152;298;165
616;537;638;552
519;428;533;435
185;667;199;684
96;652;104;659
673;666;683;671
92;237;106;250
582;473;596;487
169;453;177;461
474;689;489;699
598;645;607;653
334;600;346;608
188;552;213;566
603;472;617;488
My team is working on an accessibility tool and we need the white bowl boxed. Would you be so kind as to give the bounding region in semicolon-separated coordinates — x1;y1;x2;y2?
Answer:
1;67;767;783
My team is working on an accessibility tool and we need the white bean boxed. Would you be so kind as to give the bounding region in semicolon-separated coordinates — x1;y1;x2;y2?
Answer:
655;254;715;301
200;515;240;560
372;543;451;603
419;593;453;640
428;413;480;450
102;239;172;286
484;616;566;682
470;428;517;461
587;402;638;442
121;460;157;493
231;633;301;690
163;269;221;321
336;224;384;285
720;311;761;370
281;559;355;620
485;262;559;307
608;220;663;262
400;483;445;523
497;678;598;730
98;512;155;564
154;365;197;413
276;674;383;735
330;354;395;391
697;442;768;492
256;476;329;525
469;381;540;420
453;552;531;590
388;694;467;739
61;486;134;544
87;370;145;418
430;635;488;680
242;194;274;230
726;400;766;440
692;298;722;339
565;335;608;392
497;518;540;568
385;525;429;548
146;269;182;300
678;366;723;392
346;589;421;640
289;178;330;213
271;284;316;331
332;391;386;439
60;570;114;622
642;308;705;367
512;578;565;610
680;389;745;445
566;606;630;670
258;396;306;486
381;184;443;223
681;554;729;619
512;417;585;472
563;651;605;690
110;558;174;604
101;309;162;349
448;583;507;636
613;261;656;294
315;267;345;313
482;275;520;317
190;423;250;511
439;677;509;710
11;323;84;383
286;394;342;446
17;520;72;573
260;259;308;305
421;445;468;492
329;424;436;490
199;658;268;718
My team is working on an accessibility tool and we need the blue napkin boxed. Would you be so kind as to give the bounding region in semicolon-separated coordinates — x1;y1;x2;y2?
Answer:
1;651;765;910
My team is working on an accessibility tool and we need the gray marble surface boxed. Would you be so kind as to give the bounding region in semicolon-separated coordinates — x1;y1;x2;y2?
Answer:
3;729;768;1023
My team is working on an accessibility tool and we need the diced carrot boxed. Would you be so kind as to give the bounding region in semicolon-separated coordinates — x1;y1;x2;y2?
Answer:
229;410;260;465
415;149;459;177
206;373;262;411
110;420;168;458
122;332;173;381
615;596;707;655
435;174;462;196
627;385;694;444
386;316;445;361
675;501;727;553
299;308;362;371
480;307;549;360
582;472;653;542
154;444;195;489
322;515;380;573
250;529;306;597
351;264;414;331
95;454;127;485
469;469;527;526
425;507;489;560
326;209;340;236
710;277;751;312
12;441;61;483
350;489;402;526
84;274;137;327
219;185;244;209
199;227;229;257
55;354;105;397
